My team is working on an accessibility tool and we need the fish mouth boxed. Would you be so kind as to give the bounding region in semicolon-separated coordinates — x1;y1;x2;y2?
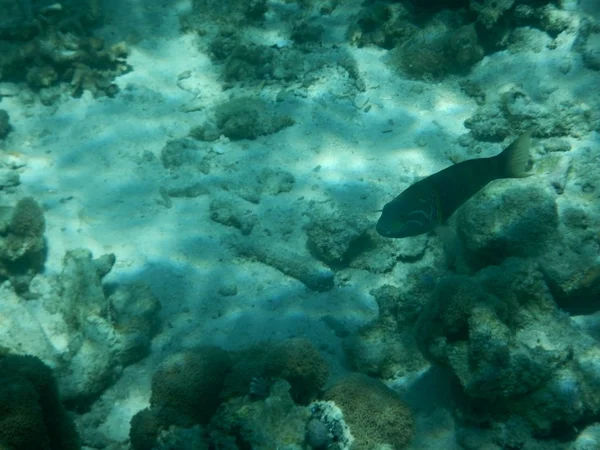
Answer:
376;222;399;238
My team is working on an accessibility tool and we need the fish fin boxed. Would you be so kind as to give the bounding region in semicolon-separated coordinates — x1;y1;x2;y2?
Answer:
499;131;532;178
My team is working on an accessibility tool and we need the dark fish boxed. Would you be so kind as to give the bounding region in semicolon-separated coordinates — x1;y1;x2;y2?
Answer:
376;132;532;238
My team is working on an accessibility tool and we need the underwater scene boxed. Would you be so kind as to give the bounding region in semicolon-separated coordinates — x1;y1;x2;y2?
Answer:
0;0;600;449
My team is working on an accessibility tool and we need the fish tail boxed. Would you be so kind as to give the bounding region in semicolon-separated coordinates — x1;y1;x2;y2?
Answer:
498;131;532;178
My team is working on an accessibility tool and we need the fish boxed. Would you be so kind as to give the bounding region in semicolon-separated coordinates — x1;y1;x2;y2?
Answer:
376;132;532;238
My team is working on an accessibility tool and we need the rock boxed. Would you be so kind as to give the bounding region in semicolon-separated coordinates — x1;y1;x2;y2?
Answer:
456;184;558;270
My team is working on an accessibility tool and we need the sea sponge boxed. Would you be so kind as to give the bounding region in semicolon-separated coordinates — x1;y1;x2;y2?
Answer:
150;346;231;426
264;338;330;405
324;373;414;450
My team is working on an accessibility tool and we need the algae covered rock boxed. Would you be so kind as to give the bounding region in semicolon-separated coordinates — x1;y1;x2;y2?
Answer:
456;184;558;269
390;25;483;81
191;97;295;141
209;380;309;450
0;248;161;405
415;258;600;436
107;282;162;365
305;210;372;267
343;283;428;378
464;87;596;140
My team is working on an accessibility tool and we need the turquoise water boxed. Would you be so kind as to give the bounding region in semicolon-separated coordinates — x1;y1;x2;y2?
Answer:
0;1;599;449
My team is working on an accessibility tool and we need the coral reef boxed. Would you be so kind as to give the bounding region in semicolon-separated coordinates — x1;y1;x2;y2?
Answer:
347;2;416;49
221;339;330;402
132;339;330;450
0;0;128;98
456;184;558;269
0;108;10;138
150;347;232;426
0;354;80;450
129;408;161;450
416;258;600;436
464;86;599;141
470;0;515;29
189;14;364;92
573;18;600;71
0;248;161;406
390;24;484;80
190;97;295;141
153;425;208;450
107;282;162;365
305;210;372;267
209;380;309;450
181;0;267;31
306;401;353;450
324;373;414;450
0;196;46;287
343;283;429;378
264;338;330;404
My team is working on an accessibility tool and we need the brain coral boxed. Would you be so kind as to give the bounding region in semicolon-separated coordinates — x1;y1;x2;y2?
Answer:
150;346;231;426
264;338;330;405
0;354;80;450
129;407;160;450
324;373;414;450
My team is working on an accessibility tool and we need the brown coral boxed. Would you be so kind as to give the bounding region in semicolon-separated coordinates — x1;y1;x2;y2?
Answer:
264;338;329;404
325;373;414;450
150;346;231;426
9;197;45;237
